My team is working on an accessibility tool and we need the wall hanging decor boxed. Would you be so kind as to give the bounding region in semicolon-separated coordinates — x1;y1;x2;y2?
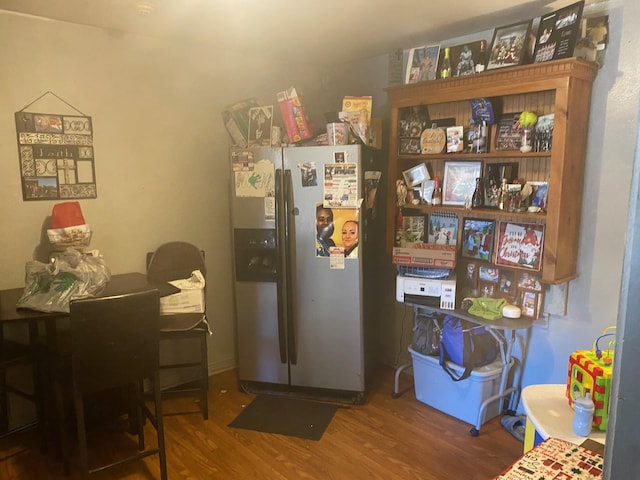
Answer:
15;91;97;201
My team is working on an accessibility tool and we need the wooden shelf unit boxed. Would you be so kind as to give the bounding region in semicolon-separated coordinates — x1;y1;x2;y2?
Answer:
385;58;598;284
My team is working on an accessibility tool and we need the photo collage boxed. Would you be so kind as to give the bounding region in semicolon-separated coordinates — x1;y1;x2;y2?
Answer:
458;260;545;319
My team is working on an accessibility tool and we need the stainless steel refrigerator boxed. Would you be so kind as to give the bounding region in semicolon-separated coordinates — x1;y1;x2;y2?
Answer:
230;145;365;403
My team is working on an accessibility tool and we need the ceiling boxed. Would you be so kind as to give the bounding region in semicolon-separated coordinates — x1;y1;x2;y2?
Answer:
0;0;601;64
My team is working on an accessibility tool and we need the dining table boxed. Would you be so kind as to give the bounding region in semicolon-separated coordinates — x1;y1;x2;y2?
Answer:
0;271;178;330
0;272;179;434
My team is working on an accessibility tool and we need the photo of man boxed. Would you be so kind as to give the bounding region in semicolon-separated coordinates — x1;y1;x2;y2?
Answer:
315;205;335;257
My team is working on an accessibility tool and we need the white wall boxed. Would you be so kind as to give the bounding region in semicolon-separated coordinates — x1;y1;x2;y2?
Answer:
0;12;332;374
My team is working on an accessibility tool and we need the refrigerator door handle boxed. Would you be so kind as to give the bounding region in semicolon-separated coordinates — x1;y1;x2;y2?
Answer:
284;168;297;365
275;168;288;364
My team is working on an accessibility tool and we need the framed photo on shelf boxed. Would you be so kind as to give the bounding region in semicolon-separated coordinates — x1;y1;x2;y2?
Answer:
479;265;499;283
402;163;430;188
498;269;516;298
484;163;518;207
461;217;495;261
535;114;554;152
406;45;440;84
496;221;545;271
494;113;523;151
398;105;429;138
533;1;584;63
479;282;497;298
442;160;482;206
446;126;465;153
486;20;533;70
401;213;427;244
399;138;421;155
460;260;479;288
519;289;541;318
517;272;543;292
527;181;549;210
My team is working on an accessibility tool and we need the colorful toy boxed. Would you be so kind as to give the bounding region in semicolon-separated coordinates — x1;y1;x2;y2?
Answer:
566;328;615;431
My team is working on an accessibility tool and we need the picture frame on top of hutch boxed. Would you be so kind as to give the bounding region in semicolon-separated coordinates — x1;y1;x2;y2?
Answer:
486;20;533;70
447;40;486;77
405;45;440;84
533;1;585;63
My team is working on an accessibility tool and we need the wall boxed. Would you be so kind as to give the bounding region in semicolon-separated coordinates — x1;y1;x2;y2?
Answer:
0;12;334;376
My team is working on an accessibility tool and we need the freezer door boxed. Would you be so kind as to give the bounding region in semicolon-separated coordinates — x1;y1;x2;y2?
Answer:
231;147;288;385
229;147;281;229
235;281;288;384
282;145;365;393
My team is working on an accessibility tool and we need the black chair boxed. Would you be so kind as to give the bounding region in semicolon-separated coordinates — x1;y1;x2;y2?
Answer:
0;325;45;442
146;241;209;420
52;290;167;479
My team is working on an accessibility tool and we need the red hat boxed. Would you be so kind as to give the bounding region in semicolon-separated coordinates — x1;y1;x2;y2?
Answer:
50;201;86;229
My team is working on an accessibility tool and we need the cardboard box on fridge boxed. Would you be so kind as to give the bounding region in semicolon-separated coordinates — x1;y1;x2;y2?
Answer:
277;86;315;143
222;97;265;147
392;243;457;269
160;270;206;315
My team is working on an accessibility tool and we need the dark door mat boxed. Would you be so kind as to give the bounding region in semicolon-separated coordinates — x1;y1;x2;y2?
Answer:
228;395;339;441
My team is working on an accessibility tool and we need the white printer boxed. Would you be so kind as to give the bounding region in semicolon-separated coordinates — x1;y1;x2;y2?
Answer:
396;273;457;310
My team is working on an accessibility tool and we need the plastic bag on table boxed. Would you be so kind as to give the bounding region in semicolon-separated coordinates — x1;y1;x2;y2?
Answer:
17;248;111;313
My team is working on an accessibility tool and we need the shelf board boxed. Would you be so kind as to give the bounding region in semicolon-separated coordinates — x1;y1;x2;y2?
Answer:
397;151;551;161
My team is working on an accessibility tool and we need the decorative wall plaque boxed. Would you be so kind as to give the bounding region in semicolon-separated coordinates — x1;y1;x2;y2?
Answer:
15;92;97;201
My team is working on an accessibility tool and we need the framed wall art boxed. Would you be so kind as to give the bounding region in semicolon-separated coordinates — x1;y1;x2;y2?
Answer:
15;93;97;201
461;217;495;261
496;221;545;271
442;160;482;206
487;20;533;70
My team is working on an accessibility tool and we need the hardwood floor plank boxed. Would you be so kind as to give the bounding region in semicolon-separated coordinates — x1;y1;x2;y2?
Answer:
0;366;523;479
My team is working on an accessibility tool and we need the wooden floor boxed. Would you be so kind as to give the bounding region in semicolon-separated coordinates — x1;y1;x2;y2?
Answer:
0;366;523;479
